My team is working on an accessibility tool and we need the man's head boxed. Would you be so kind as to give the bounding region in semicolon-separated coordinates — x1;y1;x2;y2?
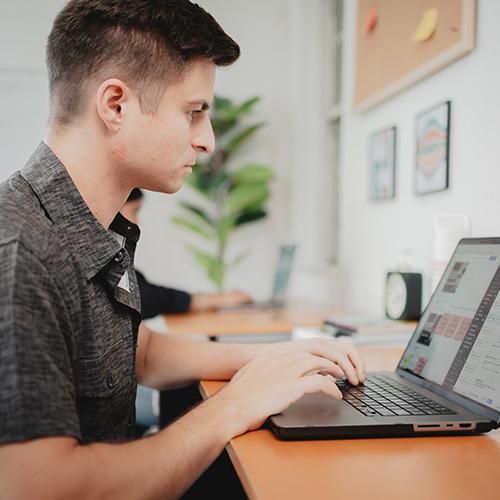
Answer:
46;0;239;194
47;0;239;125
122;188;144;225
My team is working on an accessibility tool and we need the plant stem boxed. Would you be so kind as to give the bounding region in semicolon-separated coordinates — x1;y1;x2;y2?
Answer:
214;182;229;291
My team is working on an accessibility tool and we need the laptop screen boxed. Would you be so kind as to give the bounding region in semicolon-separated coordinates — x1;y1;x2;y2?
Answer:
399;238;500;413
271;244;296;300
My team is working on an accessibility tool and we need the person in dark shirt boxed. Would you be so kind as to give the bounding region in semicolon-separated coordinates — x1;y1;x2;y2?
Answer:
0;1;365;498
121;188;252;318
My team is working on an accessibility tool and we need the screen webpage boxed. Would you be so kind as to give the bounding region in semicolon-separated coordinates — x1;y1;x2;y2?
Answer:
399;241;500;412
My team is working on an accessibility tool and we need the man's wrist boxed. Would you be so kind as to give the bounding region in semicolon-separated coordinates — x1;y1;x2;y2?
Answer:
199;390;246;441
191;293;212;312
235;342;271;365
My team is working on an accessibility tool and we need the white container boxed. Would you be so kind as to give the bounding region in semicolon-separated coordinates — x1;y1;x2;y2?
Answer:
431;213;471;292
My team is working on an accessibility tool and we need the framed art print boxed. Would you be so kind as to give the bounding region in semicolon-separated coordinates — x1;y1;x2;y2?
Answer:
370;126;396;201
415;100;451;195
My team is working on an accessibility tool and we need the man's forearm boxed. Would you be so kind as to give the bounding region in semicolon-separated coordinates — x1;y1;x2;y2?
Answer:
2;396;240;500
139;329;264;389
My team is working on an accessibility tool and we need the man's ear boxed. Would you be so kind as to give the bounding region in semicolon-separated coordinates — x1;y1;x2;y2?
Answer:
95;79;130;132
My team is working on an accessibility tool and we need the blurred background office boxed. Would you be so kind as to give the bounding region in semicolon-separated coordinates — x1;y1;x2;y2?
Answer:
1;0;499;315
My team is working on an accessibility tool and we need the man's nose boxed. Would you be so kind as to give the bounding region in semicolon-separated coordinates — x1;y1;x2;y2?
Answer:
192;117;215;154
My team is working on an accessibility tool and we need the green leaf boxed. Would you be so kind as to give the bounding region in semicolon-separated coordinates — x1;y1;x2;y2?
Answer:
226;184;270;215
243;199;267;213
229;250;251;269
214;95;233;110
238;96;260;115
188;246;225;290
215;215;237;248
178;202;213;227
211;95;264;141
171;216;212;240
213;95;260;122
184;166;230;198
230;164;274;185
184;168;212;199
224;123;265;157
235;209;267;226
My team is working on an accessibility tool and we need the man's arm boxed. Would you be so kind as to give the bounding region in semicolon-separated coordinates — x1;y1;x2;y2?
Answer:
136;270;251;317
0;393;239;500
2;333;362;500
136;323;365;389
136;322;260;388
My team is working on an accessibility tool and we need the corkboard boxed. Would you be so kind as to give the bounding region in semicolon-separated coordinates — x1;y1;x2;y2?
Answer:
354;0;476;111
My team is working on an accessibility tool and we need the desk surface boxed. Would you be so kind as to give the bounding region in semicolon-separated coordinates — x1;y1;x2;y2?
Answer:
200;346;500;500
164;301;341;336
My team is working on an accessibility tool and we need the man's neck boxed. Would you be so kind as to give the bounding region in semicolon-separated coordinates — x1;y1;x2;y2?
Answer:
44;126;129;230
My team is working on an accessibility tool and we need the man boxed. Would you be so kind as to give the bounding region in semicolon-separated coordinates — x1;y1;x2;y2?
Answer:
0;1;365;498
122;188;252;318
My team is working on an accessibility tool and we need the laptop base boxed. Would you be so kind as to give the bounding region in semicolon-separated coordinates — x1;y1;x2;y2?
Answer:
269;371;497;440
270;420;496;441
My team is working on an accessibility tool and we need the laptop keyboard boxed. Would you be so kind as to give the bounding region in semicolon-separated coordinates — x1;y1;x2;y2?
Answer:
336;374;456;417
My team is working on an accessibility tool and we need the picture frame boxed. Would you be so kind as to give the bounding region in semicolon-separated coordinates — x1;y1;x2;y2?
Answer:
369;126;397;201
415;100;451;195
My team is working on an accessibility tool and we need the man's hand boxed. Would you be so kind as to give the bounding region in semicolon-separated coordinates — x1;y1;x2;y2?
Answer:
208;338;365;436
190;289;252;312
260;339;365;385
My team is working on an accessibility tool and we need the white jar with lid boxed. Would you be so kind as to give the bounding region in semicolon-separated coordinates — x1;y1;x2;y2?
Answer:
431;213;471;293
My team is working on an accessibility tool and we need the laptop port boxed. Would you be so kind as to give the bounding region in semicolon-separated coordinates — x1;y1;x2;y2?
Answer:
459;423;472;428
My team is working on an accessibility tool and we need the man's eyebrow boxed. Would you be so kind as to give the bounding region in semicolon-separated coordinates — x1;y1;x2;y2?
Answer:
187;100;211;110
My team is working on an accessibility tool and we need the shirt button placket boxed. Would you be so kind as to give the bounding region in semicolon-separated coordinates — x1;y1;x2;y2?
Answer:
114;250;125;263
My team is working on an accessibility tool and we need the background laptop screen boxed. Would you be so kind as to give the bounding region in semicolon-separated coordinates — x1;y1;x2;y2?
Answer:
271;244;296;301
399;239;500;412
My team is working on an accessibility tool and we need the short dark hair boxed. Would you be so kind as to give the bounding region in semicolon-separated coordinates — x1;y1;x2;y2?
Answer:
47;0;240;125
127;188;144;202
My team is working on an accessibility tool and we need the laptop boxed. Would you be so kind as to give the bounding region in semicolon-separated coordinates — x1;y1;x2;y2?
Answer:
270;237;500;439
218;244;296;311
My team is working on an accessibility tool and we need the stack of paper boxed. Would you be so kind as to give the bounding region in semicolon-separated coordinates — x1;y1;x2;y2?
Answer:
292;315;417;347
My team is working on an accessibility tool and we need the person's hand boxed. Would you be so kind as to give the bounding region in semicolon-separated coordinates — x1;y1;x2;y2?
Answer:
209;290;253;309
210;338;365;437
191;290;252;312
259;338;365;386
211;289;253;309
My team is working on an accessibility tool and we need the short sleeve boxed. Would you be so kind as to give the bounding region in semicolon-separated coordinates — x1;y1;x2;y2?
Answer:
0;240;81;444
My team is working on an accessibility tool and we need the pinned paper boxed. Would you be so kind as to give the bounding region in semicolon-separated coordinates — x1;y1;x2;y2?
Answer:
364;5;378;35
412;7;438;42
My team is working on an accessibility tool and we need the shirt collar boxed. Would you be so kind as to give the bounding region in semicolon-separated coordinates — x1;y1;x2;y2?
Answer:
20;142;140;281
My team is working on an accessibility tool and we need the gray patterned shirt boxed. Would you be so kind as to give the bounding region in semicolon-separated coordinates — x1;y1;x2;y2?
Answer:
0;142;142;444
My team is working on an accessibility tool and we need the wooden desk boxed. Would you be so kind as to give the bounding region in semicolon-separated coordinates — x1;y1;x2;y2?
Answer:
164;301;341;336
200;347;500;500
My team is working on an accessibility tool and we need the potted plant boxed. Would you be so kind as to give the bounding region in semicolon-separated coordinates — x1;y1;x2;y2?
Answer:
172;95;273;291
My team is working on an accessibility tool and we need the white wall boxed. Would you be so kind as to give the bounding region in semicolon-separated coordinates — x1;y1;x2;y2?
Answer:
0;1;66;174
138;0;301;297
2;0;498;313
0;0;305;299
337;0;500;312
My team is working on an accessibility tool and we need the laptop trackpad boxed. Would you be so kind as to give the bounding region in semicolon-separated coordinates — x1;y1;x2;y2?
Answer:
274;393;367;427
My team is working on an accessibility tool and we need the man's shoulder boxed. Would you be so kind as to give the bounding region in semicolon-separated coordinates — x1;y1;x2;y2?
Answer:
0;172;59;262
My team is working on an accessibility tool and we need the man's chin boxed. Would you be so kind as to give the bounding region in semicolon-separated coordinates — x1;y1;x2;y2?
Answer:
144;175;186;195
181;165;193;176
164;180;183;194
